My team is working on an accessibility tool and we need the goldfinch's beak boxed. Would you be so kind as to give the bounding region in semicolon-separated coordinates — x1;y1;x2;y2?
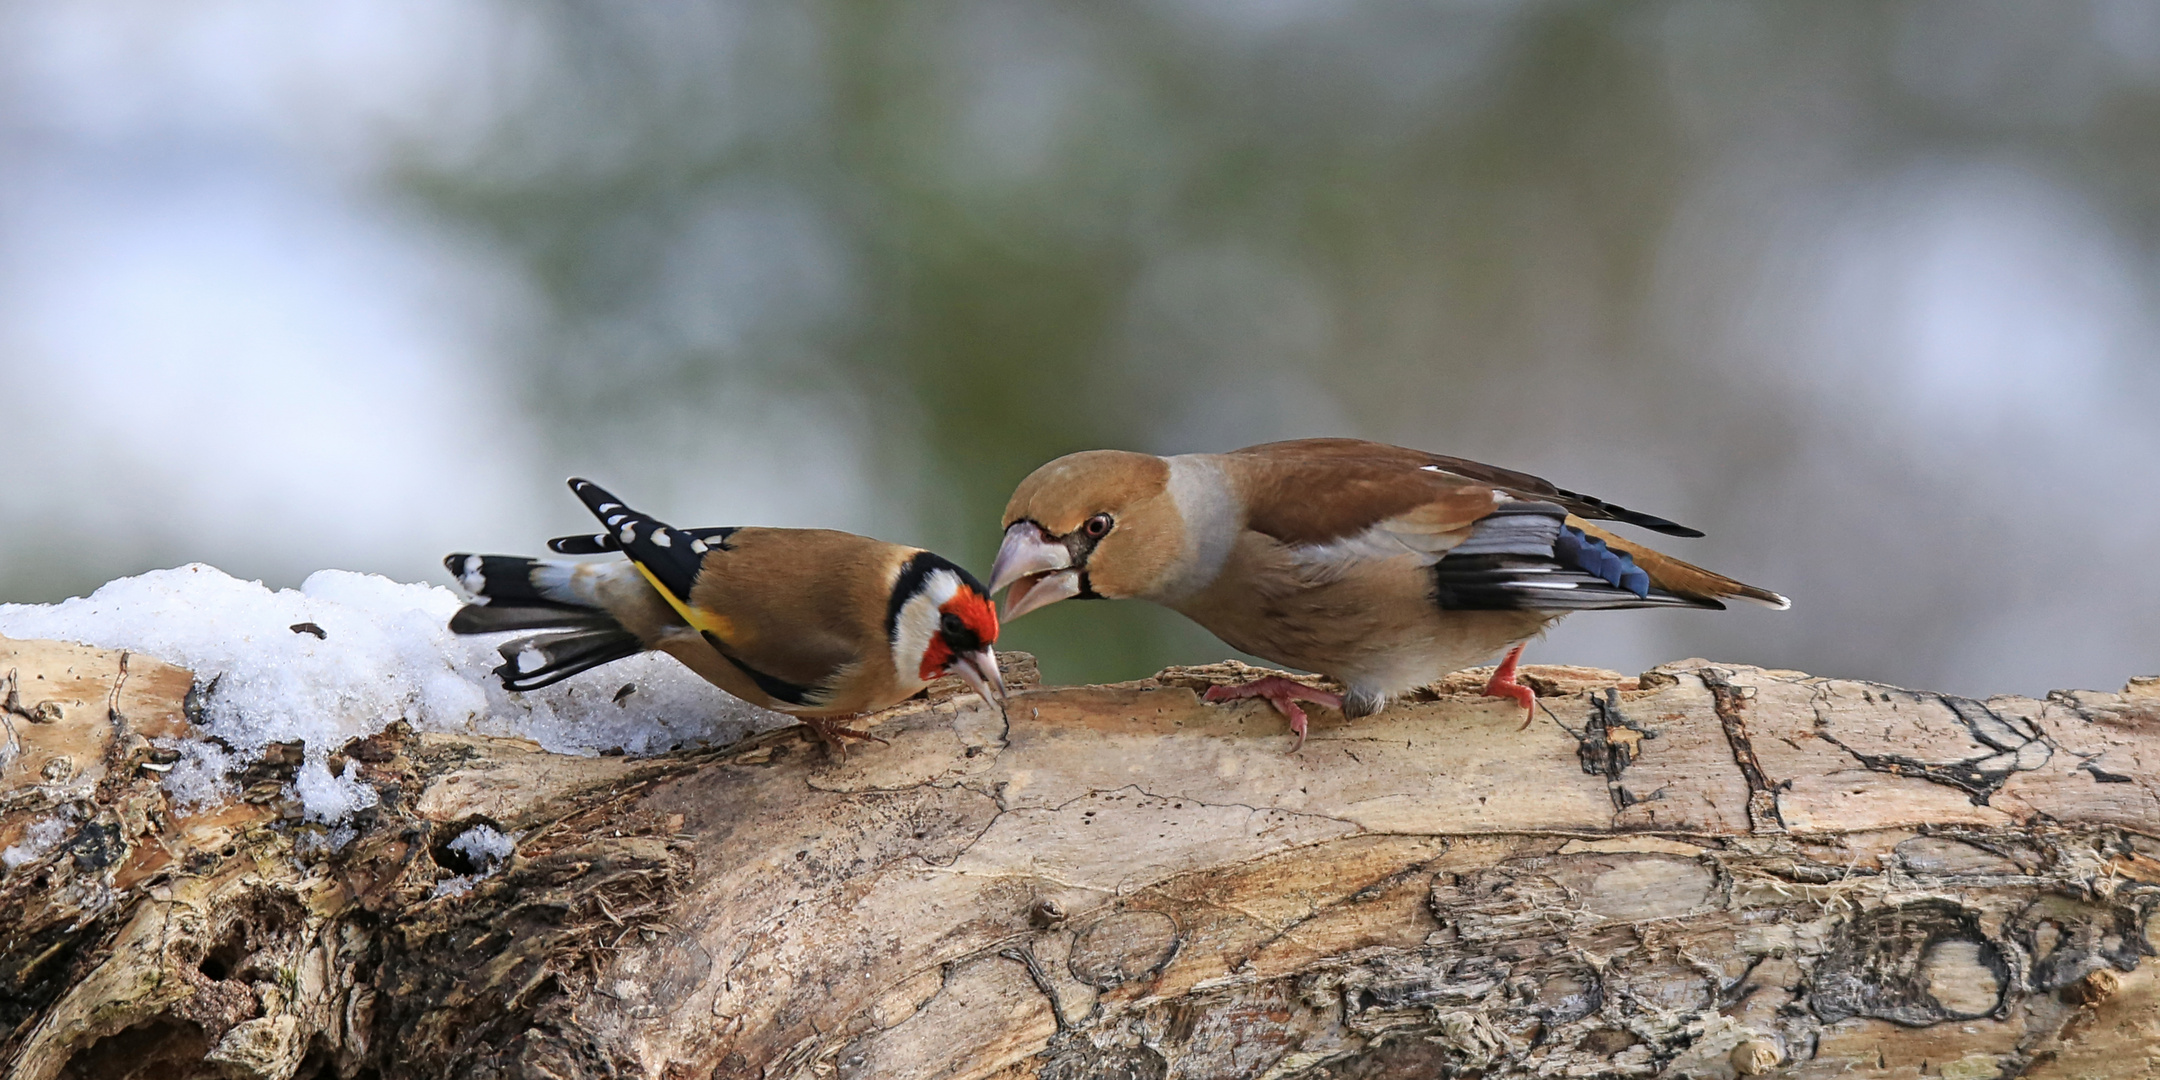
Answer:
952;647;1006;712
989;522;1081;621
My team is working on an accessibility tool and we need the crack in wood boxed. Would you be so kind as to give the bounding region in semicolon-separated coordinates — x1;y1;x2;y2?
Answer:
2079;761;2134;784
997;944;1073;1030
1698;669;1786;834
1576;689;1659;814
1812;688;2052;807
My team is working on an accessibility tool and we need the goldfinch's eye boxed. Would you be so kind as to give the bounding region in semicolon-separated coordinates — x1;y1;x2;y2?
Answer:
940;611;966;637
1082;513;1112;539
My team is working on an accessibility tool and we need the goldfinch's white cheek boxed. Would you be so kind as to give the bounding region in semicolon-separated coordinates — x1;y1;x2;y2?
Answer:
889;569;963;687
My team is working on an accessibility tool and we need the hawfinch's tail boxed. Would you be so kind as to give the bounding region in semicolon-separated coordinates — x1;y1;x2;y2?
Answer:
1571;523;1791;610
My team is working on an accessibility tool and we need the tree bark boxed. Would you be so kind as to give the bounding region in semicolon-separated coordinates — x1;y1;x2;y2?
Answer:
0;633;2155;1080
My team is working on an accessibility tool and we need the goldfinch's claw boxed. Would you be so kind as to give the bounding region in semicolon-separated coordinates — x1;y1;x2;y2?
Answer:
800;717;889;760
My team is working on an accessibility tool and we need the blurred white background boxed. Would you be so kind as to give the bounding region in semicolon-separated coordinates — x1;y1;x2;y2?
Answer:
3;0;2156;697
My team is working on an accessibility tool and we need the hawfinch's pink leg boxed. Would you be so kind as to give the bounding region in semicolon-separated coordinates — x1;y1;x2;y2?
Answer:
1482;643;1538;729
1203;676;1343;752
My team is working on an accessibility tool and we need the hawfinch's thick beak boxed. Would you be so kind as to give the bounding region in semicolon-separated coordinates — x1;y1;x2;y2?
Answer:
953;647;1006;713
989;522;1081;621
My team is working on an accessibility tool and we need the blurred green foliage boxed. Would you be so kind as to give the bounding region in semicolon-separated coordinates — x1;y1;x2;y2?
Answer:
397;0;2160;689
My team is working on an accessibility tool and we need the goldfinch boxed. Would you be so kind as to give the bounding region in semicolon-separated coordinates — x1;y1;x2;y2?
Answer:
989;438;1786;749
447;478;1003;750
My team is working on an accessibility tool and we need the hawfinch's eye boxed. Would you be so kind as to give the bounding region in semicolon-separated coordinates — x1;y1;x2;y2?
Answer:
940;611;966;637
1082;513;1113;539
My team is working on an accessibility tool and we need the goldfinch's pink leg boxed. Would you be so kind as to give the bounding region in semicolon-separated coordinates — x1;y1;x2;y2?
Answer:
1482;643;1538;729
800;717;890;759
1203;676;1343;752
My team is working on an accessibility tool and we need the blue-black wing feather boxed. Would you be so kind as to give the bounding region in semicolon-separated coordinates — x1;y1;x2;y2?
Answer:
1432;502;1720;612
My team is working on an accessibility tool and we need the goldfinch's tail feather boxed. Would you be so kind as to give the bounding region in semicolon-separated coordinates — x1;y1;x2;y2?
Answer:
490;628;644;692
445;553;600;608
443;552;647;690
447;602;617;635
444;553;619;631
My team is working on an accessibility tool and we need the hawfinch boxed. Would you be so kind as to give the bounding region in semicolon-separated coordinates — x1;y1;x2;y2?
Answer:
447;478;1004;750
990;438;1785;749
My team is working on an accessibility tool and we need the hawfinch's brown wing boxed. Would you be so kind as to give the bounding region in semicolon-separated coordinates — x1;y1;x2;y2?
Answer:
1221;439;1785;610
1224;438;1700;545
1225;439;1505;552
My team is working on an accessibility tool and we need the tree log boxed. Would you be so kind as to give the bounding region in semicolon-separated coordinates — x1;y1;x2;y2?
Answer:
0;634;2155;1079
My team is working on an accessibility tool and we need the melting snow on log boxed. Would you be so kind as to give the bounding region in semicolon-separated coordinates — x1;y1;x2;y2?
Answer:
430;823;518;898
0;564;788;822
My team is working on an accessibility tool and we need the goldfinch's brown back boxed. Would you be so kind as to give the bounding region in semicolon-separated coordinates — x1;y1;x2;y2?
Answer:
683;527;916;705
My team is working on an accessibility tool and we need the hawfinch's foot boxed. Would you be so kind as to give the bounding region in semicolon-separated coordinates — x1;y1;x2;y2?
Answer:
1483;643;1538;729
799;717;890;759
1203;676;1344;752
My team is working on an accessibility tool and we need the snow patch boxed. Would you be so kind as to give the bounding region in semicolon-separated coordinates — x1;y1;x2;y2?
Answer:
4;811;76;869
296;824;359;858
0;564;790;823
430;876;476;899
294;757;380;824
431;822;518;898
448;822;517;867
154;736;238;812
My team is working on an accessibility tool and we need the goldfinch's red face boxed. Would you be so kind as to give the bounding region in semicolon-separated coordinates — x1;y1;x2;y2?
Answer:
919;585;999;681
888;554;1004;708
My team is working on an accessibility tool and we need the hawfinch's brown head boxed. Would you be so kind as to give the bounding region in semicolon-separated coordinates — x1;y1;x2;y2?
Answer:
989;450;1183;619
